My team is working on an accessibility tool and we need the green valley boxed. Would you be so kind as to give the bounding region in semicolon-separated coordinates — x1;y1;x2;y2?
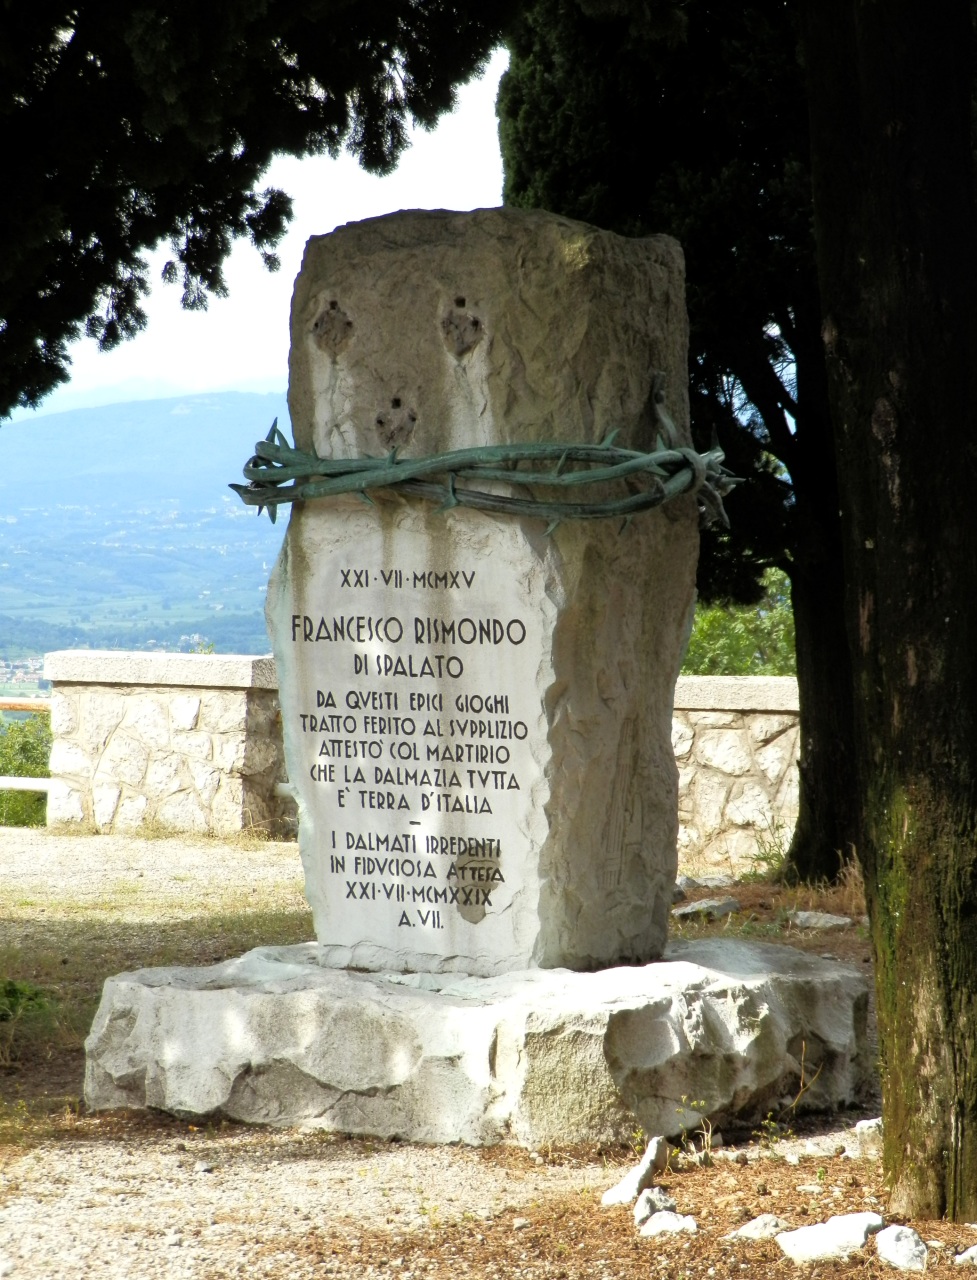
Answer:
0;392;291;678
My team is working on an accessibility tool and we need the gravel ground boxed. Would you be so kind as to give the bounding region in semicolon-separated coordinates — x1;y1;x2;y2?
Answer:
0;828;882;1280
0;1123;610;1280
0;828;307;915
1;829;608;1279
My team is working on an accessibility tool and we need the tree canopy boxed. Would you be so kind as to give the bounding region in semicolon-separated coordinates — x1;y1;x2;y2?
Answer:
0;1;517;418
500;0;799;604
506;0;977;1212
498;0;857;882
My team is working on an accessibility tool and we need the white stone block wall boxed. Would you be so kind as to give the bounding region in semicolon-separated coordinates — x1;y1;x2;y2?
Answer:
672;676;799;876
41;655;796;861
44;652;295;836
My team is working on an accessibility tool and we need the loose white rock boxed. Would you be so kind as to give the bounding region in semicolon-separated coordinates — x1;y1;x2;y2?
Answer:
955;1245;977;1266
638;1211;698;1238
727;1214;790;1241
633;1186;677;1224
671;897;740;921
855;1117;884;1158
776;1212;884;1263
601;1136;668;1206
0;1252;13;1277
788;911;853;931
875;1224;928;1272
86;938;872;1146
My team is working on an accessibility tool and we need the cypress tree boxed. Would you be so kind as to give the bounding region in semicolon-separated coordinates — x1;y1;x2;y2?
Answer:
499;0;857;882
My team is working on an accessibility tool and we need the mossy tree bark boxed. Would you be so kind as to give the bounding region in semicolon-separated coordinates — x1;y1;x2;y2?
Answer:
802;0;977;1218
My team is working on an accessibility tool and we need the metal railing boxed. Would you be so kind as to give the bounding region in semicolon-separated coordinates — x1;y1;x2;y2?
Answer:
0;698;49;714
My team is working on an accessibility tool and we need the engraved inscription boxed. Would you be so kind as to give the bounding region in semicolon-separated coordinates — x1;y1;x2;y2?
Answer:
279;522;548;965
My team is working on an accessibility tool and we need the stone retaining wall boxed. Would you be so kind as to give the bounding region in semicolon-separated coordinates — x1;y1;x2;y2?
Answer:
44;652;295;836
42;654;798;861
673;675;799;876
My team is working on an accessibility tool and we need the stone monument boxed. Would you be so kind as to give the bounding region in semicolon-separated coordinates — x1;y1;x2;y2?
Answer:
84;209;872;1143
265;206;699;976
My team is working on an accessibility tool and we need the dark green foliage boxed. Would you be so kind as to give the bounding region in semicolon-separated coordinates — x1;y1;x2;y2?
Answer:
0;715;52;827
498;0;808;605
499;0;860;881
0;977;55;1066
0;1;518;417
683;570;795;676
0;978;50;1024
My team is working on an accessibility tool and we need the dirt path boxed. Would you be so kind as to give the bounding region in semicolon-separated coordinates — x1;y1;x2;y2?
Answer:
0;827;307;914
1;830;613;1278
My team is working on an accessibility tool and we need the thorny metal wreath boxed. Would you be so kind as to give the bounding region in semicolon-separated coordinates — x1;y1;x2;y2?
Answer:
231;376;739;531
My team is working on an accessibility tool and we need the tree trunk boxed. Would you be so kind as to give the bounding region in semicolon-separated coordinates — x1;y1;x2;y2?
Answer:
783;314;859;883
801;0;977;1219
785;530;858;883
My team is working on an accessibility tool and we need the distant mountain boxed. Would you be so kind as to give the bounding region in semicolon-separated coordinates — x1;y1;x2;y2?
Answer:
0;392;293;657
2;390;289;506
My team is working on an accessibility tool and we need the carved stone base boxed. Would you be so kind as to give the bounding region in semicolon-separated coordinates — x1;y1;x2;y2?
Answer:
85;939;871;1147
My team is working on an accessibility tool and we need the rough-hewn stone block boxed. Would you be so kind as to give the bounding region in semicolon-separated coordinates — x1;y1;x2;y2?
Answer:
269;207;698;976
84;939;871;1146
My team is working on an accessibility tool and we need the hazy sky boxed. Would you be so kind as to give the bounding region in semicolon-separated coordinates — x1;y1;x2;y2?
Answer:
12;49;508;422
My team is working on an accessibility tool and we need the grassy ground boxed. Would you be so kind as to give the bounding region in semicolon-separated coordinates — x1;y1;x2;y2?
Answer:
671;862;870;958
0;828;312;1134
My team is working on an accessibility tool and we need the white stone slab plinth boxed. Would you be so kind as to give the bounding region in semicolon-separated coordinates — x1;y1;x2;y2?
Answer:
85;939;871;1147
268;207;699;976
45;650;278;689
672;675;799;714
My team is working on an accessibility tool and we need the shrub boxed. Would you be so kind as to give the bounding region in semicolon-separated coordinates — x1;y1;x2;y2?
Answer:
682;568;796;676
0;978;54;1066
0;714;51;827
